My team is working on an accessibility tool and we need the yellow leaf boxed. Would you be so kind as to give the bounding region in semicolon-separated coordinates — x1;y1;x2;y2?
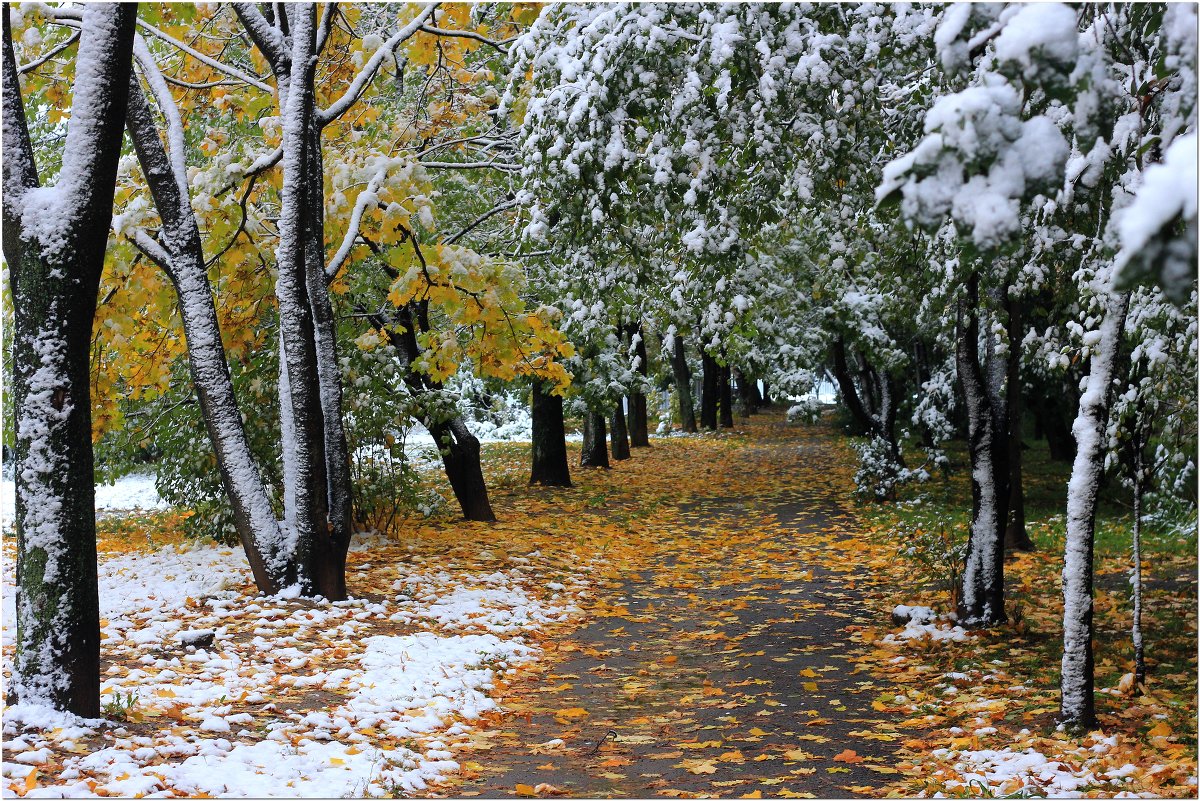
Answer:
748;727;769;736
515;783;537;797
25;770;38;793
1147;721;1172;739
798;668;818;678
740;792;763;799
554;707;588;720
330;757;346;766
802;682;818;692
783;749;813;761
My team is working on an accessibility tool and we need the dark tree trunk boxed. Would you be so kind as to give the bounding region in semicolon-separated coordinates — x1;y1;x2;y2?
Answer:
719;363;734;428
830;337;877;435
581;411;610;468
3;5;137;716
700;350;720;431
734;368;758;415
530;381;572;487
629;326;651;447
748;376;763;411
430;418;496;521
1004;297;1034;552
1041;385;1077;462
374;302;497;522
671;335;698;433
956;275;1009;627
760;381;773;407
611;401;632;460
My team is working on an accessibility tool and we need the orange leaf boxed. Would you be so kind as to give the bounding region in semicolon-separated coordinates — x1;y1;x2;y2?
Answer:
832;749;864;764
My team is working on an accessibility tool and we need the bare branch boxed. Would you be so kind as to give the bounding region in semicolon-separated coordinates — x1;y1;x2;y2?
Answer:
444;198;519;245
417;25;515;52
138;17;274;93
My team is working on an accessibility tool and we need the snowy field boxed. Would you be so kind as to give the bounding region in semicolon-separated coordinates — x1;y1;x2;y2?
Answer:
1;534;588;796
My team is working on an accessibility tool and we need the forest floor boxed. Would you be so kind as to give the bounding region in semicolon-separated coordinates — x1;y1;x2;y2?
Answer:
2;411;1196;797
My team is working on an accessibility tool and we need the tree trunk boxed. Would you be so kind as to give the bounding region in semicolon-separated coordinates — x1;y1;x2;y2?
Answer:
430;418;496;521
274;8;334;595
1060;291;1131;729
3;5;137;716
1004;297;1034;552
761;381;773;407
611;401;631;461
629;326;650;447
124;76;286;594
671;334;698;433
1132;446;1146;691
719;362;734;428
530;381;572;487
748;376;763;412
734;368;758;416
830;337;877;436
581;411;610;468
700;350;719;431
956;276;1009;628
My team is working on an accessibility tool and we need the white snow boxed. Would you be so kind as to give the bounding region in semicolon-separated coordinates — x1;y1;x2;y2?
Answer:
0;473;166;529
3;535;586;796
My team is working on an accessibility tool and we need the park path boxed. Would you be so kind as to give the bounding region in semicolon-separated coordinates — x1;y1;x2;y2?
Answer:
428;416;911;798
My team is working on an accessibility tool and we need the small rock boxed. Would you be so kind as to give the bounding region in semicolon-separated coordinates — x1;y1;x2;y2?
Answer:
177;629;215;648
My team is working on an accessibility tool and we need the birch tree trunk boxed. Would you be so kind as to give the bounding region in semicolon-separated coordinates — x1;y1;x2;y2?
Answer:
1060;290;1131;728
3;5;137;715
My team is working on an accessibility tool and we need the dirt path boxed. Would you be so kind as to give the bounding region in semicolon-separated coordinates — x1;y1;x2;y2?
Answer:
430;418;910;798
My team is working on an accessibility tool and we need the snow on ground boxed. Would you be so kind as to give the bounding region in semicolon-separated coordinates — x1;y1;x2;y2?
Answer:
0;473;167;528
2;535;588;797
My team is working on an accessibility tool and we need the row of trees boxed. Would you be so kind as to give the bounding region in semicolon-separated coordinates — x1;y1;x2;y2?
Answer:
3;3;1195;737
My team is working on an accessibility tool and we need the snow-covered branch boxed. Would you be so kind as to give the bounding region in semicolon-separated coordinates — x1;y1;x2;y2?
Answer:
316;4;438;127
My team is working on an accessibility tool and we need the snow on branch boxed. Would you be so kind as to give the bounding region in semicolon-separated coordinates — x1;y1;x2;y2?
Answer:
317;4;438;127
326;167;388;280
132;36;188;210
137;17;274;94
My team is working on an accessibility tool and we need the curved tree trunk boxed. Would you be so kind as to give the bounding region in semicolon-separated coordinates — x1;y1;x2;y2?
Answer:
1060;291;1131;729
671;334;698;433
611;401;632;460
430;418;496;521
581;411;610;468
530;381;572;487
3;5;137;716
701;351;719;430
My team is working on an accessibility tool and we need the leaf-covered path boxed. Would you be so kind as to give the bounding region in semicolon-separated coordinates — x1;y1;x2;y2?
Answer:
434;416;908;798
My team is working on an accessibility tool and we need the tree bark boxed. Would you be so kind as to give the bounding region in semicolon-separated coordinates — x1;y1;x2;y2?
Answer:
830;337;877;435
1004;296;1034;552
719;362;734;428
700;350;719;431
760;381;773;407
581;411;610;468
956;275;1009;627
734;368;758;416
611;401;632;460
530;381;572;486
1060;291;1131;729
429;417;496;521
3;5;137;716
629;325;650;447
671;334;698;433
